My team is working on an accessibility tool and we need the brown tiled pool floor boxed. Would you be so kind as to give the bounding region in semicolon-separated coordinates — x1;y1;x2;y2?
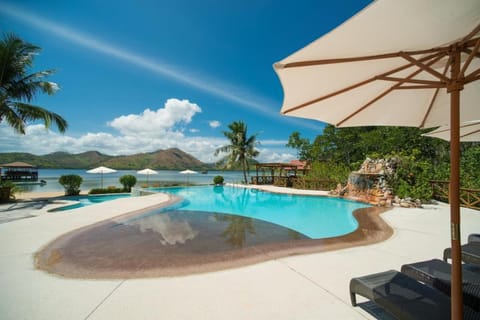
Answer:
35;206;392;279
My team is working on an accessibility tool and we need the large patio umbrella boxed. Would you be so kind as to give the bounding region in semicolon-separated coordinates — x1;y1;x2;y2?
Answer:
86;166;117;188
179;169;197;186
137;168;158;186
423;120;480;142
273;0;480;318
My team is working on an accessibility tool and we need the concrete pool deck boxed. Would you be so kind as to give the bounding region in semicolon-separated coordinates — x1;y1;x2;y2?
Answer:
0;187;479;319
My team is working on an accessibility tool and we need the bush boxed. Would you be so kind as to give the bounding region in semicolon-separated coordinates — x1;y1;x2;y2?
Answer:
306;161;350;184
386;154;433;201
59;174;83;196
119;175;137;192
213;175;224;185
0;180;20;202
89;187;124;194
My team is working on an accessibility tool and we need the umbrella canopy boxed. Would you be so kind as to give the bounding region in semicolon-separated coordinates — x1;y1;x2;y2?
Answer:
423;121;480;142
179;169;198;175
274;1;480;318
137;168;158;175
86;166;117;188
137;168;158;185
179;169;197;186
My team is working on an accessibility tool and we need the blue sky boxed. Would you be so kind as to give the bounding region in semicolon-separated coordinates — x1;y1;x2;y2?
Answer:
1;0;371;163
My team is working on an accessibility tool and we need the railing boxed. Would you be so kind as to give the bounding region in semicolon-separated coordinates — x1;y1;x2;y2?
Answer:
251;175;336;191
430;180;480;210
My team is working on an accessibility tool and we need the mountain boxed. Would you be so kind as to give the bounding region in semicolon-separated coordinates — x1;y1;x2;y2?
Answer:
43;151;113;168
0;148;208;170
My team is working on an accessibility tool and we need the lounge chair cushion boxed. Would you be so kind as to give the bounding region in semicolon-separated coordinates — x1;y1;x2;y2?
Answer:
350;270;452;320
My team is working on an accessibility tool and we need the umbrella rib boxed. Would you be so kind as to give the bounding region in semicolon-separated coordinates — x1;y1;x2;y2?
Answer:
336;53;446;127
459;24;480;46
280;47;446;68
460;38;480;77
378;76;443;86
462;128;480;139
282;51;444;115
420;56;453;128
399;52;450;82
465;73;480;84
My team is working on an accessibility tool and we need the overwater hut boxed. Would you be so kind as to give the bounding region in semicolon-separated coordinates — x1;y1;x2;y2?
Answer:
0;162;39;182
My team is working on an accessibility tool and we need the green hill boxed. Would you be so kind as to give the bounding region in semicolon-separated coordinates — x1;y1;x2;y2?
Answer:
0;148;208;170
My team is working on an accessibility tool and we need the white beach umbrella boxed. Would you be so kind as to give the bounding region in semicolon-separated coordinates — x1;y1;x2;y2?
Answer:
273;0;480;317
86;166;117;188
179;169;198;185
423;121;480;142
137;168;158;185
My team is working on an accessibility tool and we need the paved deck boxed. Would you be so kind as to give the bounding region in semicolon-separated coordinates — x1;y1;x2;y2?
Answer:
0;188;479;319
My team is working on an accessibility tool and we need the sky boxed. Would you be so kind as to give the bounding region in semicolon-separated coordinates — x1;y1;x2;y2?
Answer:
0;0;372;163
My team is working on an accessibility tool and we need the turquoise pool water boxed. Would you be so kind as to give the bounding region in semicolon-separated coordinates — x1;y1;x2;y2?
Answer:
150;186;370;239
54;194;131;211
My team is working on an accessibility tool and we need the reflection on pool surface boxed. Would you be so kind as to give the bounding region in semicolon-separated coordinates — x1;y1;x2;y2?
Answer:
152;185;369;239
36;210;308;278
36;186;374;278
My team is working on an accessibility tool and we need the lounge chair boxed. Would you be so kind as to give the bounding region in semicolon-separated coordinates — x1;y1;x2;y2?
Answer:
444;242;480;266
350;269;479;319
469;234;480;243
400;258;480;311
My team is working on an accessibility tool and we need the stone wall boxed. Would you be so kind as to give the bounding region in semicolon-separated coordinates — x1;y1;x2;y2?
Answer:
331;157;421;208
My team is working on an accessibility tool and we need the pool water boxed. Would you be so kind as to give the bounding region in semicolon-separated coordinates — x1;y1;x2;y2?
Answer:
150;186;369;239
54;194;131;211
37;186;374;278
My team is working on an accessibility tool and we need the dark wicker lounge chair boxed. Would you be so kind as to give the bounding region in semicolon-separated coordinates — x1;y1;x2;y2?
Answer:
444;242;480;266
350;269;480;320
469;234;480;243
401;258;480;311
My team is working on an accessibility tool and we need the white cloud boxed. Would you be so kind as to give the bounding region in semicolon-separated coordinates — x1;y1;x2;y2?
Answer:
0;124;296;164
108;98;201;136
256;148;296;163
0;96;297;163
209;120;221;128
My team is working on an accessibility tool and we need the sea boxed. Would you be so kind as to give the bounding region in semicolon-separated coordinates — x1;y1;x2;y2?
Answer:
15;169;246;193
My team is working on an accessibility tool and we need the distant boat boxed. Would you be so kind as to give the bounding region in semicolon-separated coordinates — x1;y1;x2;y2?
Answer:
201;170;208;174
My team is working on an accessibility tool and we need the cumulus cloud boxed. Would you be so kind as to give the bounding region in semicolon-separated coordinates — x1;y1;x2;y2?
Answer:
108;98;201;136
209;120;221;128
0;97;297;163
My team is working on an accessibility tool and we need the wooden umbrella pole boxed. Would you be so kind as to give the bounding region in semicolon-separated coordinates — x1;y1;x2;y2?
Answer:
449;47;463;320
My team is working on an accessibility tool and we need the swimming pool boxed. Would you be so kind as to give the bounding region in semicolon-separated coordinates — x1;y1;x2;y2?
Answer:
150;185;369;239
53;194;131;211
36;185;383;278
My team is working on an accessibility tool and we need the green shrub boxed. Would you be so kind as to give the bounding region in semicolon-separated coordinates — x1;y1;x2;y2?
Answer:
306;161;350;184
88;187;124;195
386;154;433;201
59;174;83;196
119;175;137;192
213;175;224;185
0;180;20;202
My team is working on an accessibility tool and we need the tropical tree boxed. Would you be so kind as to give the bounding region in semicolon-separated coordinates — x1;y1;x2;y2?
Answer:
119;174;137;192
215;121;259;184
0;33;67;134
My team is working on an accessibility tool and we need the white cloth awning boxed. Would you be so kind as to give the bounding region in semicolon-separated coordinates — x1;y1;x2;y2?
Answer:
274;0;480;128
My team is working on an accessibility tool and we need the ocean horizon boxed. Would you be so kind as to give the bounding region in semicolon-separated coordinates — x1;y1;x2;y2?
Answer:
16;169;246;193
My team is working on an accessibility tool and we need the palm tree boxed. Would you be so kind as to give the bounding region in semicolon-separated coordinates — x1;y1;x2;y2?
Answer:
215;120;259;184
0;33;67;134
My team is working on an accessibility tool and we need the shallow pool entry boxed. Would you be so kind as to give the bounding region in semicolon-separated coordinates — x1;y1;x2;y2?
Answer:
36;210;309;278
